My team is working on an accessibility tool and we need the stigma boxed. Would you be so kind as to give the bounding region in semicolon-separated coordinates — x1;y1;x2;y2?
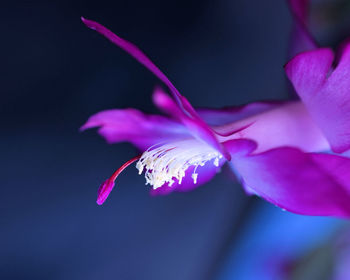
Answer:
136;139;223;189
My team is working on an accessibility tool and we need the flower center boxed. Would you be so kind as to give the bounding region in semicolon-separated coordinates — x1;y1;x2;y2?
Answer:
136;139;223;189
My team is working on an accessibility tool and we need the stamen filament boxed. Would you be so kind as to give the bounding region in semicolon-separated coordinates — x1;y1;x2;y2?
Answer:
136;139;222;189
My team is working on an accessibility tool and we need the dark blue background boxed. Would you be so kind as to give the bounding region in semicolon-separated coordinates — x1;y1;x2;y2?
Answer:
1;0;294;279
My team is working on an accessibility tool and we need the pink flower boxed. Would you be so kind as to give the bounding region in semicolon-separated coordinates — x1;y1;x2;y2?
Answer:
81;6;350;218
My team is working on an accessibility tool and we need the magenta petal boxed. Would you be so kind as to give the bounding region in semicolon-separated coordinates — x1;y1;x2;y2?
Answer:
287;0;318;57
81;108;189;151
216;102;329;153
287;0;309;21
152;86;184;119
288;17;317;58
225;139;350;217
81;18;199;126
285;48;334;96
82;17;185;113
286;45;350;153
196;101;283;126
321;43;350;152
150;157;225;196
82;18;228;158
152;87;230;159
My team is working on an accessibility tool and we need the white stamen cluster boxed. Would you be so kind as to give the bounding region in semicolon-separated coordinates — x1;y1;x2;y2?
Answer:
136;139;223;189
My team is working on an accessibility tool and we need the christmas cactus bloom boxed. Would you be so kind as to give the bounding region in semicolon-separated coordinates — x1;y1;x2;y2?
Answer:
81;17;350;218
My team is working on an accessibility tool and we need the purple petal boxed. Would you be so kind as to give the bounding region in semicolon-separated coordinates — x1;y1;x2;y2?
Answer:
152;87;231;159
285;48;334;96
216;101;329;153
152;86;185;120
288;19;318;59
81;17;183;107
287;0;309;22
225;139;350;217
286;45;350;153
196;101;283;126
81;108;189;151
82;18;228;158
82;18;198;120
150;157;225;196
287;0;318;58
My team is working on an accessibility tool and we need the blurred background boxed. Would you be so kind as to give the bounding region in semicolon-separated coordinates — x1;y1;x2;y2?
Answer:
2;0;350;279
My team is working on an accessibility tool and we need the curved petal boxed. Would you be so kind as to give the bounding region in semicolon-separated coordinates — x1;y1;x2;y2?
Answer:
150;157;225;196
288;17;318;59
82;18;228;159
288;0;309;22
286;45;350;153
81;108;189;151
82;17;199;121
287;0;318;58
217;101;329;153
195;101;284;126
285;48;334;96
81;17;184;108
152;87;230;159
225;139;350;218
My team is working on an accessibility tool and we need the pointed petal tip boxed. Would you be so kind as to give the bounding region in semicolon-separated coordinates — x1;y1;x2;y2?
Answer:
81;16;89;25
79;122;93;132
80;120;96;132
81;17;97;30
81;16;90;24
79;124;88;132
